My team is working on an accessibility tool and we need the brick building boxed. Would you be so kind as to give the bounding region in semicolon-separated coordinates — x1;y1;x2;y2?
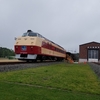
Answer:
79;41;100;62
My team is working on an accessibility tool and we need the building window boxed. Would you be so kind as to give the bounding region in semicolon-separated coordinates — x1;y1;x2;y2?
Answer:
88;50;98;59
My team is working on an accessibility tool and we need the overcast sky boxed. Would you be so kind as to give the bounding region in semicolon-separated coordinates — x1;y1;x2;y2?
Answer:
0;0;100;53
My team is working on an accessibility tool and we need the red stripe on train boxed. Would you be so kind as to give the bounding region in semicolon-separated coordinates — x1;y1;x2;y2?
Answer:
14;45;41;54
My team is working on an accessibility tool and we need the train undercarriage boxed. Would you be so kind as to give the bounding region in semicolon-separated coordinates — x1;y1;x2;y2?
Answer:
16;54;64;62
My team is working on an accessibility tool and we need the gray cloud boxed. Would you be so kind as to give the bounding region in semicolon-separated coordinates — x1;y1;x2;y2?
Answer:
0;0;100;52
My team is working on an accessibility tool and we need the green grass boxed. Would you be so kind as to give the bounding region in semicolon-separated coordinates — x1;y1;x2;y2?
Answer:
0;82;100;100
0;63;100;100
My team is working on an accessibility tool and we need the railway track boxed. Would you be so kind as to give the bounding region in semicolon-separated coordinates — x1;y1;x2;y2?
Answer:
0;60;63;72
0;59;27;65
93;62;100;65
0;61;27;65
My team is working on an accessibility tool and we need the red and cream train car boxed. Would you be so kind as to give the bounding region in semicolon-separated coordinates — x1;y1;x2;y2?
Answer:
14;30;66;62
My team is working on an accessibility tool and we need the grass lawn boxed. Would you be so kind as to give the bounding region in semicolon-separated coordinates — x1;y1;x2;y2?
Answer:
0;63;100;100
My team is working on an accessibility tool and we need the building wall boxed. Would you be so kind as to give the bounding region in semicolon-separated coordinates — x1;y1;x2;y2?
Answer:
79;42;100;62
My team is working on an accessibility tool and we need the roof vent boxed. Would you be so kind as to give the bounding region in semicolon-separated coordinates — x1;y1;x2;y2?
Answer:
27;30;32;32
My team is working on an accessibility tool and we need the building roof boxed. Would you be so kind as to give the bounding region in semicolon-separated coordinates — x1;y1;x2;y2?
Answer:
79;41;100;46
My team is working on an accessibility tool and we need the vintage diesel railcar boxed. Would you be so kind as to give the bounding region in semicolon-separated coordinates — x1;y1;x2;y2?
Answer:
14;30;66;62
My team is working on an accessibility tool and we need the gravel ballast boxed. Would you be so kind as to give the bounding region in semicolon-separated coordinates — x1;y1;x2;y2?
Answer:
0;62;62;72
88;62;100;78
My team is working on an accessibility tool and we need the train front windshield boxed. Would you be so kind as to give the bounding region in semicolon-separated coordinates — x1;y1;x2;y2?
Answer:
22;32;37;37
22;33;28;37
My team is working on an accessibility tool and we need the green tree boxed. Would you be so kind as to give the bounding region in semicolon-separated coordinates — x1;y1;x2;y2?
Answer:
0;47;15;58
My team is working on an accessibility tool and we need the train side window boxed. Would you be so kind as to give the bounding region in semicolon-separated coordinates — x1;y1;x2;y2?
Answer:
55;48;57;51
42;42;45;46
37;34;43;38
38;34;41;37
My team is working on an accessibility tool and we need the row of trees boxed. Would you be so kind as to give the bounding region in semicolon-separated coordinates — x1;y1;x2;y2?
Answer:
0;47;15;58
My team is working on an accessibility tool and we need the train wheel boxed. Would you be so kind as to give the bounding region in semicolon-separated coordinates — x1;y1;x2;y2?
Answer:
40;56;46;62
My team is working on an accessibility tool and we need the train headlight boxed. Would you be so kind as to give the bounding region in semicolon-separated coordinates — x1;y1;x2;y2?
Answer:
31;42;33;44
24;38;27;40
16;42;18;44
